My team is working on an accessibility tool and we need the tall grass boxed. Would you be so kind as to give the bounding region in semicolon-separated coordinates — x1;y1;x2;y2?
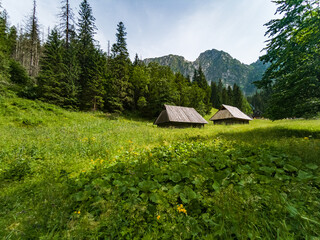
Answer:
0;96;319;239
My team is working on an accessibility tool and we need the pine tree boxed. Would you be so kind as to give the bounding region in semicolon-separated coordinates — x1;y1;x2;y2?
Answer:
77;0;105;110
221;87;228;105
211;81;219;108
37;29;66;106
226;85;233;105
60;0;79;108
192;66;211;113
106;21;133;112
82;49;106;111
232;83;243;110
216;79;223;107
193;66;207;89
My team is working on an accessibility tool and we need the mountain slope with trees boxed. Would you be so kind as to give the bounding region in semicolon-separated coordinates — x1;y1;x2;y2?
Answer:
144;49;270;96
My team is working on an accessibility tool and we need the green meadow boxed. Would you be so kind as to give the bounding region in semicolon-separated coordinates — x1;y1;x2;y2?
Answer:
1;96;320;239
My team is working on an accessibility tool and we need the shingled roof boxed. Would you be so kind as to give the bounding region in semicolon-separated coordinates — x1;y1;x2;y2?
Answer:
154;105;208;125
210;104;252;121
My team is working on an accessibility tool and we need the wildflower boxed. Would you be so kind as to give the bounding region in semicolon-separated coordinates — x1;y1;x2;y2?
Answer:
177;204;187;214
77;211;80;214
304;137;309;140
128;140;133;144
157;215;160;220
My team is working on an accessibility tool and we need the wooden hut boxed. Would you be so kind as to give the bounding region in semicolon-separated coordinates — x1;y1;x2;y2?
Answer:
154;105;208;128
210;104;252;125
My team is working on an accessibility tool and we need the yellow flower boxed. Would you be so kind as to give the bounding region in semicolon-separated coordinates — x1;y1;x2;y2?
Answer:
128;140;133;144
304;137;309;140
157;215;160;220
78;211;80;214
177;204;187;214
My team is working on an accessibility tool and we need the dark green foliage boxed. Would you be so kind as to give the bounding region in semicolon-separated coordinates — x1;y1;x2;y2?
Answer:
81;49;106;111
143;63;177;116
77;0;105;111
210;81;220;108
192;66;211;114
65;141;320;239
247;90;270;117
106;22;133;112
37;29;70;107
258;0;320;119
9;60;31;85
232;83;243;110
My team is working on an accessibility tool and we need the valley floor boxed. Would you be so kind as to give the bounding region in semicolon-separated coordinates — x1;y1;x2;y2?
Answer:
0;97;319;239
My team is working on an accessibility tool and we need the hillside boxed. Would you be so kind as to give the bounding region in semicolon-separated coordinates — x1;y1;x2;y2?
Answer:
144;49;270;95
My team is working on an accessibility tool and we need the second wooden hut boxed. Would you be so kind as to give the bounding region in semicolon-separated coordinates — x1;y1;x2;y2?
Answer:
210;104;252;125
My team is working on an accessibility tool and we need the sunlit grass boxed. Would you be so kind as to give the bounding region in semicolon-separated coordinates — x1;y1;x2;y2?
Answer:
0;96;319;238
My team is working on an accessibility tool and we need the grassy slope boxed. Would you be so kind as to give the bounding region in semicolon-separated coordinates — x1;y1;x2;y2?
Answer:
0;96;319;239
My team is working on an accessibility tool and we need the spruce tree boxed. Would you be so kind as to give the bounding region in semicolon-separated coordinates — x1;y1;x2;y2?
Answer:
37;29;66;106
192;66;211;113
227;85;233;105
232;83;243;110
210;81;219;108
77;0;105;110
106;21;133;112
222;87;228;106
60;0;79;108
216;79;223;107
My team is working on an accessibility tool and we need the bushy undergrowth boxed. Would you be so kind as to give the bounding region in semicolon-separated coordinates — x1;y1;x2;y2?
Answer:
60;141;320;239
0;96;319;239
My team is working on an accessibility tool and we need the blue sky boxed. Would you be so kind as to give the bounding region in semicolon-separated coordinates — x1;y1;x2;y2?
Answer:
2;0;278;64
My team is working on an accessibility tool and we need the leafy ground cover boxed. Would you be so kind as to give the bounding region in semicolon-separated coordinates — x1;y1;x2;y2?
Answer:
0;96;319;239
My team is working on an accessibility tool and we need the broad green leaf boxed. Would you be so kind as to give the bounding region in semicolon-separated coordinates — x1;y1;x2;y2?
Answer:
306;163;318;170
297;170;314;180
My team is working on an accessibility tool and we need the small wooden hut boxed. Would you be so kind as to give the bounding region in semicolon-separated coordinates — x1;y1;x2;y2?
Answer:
210;104;252;125
154;105;208;128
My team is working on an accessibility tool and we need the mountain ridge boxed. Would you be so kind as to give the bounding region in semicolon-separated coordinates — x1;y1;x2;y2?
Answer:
143;49;269;95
